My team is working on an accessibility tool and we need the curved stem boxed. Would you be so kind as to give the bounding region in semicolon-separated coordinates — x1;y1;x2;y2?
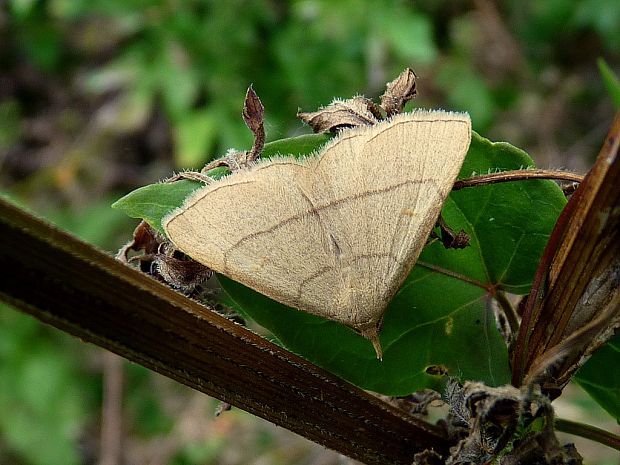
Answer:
555;417;620;451
453;169;584;191
494;290;520;336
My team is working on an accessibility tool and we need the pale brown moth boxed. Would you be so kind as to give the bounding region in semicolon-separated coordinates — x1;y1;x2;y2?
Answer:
163;110;472;358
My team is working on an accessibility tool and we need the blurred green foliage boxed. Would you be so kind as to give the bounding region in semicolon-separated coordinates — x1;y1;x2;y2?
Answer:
1;0;619;464
598;58;620;108
0;306;91;465
3;0;618;173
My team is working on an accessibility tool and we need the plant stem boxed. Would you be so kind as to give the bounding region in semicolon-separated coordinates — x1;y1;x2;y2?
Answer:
555;417;620;451
494;291;520;336
453;169;583;191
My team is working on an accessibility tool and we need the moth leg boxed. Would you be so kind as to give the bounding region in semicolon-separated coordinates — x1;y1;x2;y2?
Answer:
165;169;215;184
164;149;252;185
431;214;470;249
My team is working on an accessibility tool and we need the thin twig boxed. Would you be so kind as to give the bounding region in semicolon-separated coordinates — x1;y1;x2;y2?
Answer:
452;169;584;191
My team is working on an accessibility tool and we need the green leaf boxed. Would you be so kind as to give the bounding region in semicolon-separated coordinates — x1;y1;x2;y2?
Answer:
112;179;205;235
450;136;558;295
575;332;620;422
262;133;332;157
112;130;565;394
598;58;620;109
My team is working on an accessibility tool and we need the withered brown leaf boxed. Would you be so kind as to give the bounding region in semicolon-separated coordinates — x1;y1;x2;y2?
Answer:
380;67;418;116
297;96;381;133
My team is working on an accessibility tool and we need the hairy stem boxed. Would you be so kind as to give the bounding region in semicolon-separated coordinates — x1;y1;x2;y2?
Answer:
453;169;583;191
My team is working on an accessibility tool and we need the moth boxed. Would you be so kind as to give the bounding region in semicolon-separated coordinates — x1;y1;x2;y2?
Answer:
163;110;472;358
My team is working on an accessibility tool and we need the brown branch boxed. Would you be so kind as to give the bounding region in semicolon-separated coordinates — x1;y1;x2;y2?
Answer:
0;197;449;465
512;112;620;388
452;169;584;191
